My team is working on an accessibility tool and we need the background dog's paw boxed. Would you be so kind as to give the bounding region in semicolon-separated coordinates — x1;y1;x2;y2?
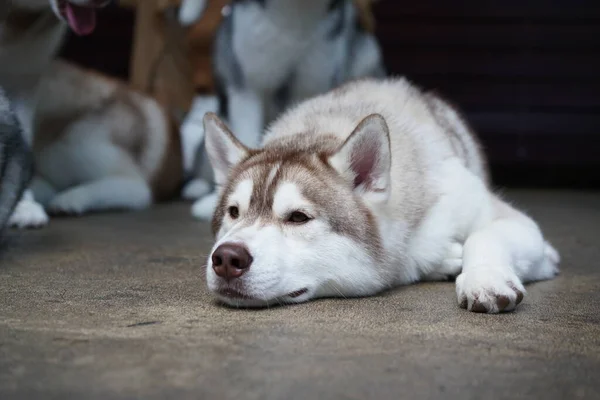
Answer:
456;269;525;313
182;179;212;200
191;192;218;220
47;192;86;216
9;199;49;228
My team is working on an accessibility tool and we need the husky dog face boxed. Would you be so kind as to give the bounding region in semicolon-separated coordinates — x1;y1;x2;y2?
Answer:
11;0;111;35
203;112;392;307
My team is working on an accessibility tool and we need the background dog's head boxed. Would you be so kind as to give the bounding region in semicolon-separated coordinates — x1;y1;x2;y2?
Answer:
11;0;111;35
202;112;393;307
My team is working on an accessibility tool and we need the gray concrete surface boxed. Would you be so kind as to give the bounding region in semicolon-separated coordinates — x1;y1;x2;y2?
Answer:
0;190;599;399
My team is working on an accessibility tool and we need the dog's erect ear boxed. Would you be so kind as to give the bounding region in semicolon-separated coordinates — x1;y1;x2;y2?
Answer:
328;114;391;198
204;112;249;185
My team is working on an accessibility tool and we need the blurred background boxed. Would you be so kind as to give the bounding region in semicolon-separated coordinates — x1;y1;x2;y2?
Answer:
60;0;600;189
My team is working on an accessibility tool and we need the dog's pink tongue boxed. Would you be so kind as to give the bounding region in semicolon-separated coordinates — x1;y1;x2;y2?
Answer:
65;3;97;36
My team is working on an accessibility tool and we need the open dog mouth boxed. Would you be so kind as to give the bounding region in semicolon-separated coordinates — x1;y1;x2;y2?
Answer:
217;288;256;300
57;0;106;36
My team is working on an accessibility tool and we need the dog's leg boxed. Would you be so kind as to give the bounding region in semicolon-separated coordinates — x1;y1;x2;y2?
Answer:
8;189;49;228
190;88;264;221
178;0;209;26
421;242;463;282
456;196;559;313
227;87;264;148
30;176;57;206
180;96;217;201
182;179;212;200
191;191;219;220
47;176;151;215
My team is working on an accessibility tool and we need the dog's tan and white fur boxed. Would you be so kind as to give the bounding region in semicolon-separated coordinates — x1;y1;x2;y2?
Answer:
1;0;181;227
203;77;560;313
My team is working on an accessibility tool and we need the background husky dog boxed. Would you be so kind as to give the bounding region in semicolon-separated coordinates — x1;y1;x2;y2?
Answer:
0;0;182;226
26;62;183;216
182;0;385;220
0;87;33;234
202;78;560;313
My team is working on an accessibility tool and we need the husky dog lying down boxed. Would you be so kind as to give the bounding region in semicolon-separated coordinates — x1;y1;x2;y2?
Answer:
201;78;560;313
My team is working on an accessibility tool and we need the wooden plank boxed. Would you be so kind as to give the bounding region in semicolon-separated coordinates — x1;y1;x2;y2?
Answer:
129;0;162;92
129;1;195;114
186;0;229;92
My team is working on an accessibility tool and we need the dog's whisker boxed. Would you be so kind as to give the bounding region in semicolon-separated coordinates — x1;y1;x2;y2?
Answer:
259;290;270;309
327;283;347;299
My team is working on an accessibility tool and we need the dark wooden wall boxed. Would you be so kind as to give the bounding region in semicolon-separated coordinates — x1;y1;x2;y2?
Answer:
59;1;600;188
59;4;134;80
372;0;600;187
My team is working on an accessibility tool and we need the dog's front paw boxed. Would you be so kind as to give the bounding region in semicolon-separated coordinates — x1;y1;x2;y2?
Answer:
456;269;525;313
191;192;218;220
47;191;86;216
9;198;49;228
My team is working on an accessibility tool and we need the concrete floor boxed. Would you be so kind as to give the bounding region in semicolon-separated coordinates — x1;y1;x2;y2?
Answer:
0;190;598;399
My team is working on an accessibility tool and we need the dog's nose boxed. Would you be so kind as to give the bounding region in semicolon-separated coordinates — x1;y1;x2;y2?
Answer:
211;243;252;281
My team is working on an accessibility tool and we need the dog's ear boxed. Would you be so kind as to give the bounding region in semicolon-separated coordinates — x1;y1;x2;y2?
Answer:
203;113;249;185
328;114;391;199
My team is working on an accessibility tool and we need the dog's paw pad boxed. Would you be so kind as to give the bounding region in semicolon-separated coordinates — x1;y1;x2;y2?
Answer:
191;192;218;220
456;271;525;313
9;199;49;229
182;179;212;200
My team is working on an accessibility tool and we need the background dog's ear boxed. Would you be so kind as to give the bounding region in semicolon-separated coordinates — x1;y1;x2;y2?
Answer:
203;113;249;185
328;114;391;199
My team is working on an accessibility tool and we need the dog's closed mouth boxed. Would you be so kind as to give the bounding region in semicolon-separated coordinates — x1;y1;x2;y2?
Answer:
218;288;255;299
287;288;308;298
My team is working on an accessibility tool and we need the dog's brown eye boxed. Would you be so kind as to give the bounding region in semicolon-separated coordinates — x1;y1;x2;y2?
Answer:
288;211;311;224
228;206;239;219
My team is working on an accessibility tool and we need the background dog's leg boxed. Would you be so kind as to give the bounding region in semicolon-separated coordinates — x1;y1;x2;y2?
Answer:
456;196;560;313
178;0;209;26
47;176;152;215
191;191;219;220
182;179;212;201
227;87;264;148
189;88;264;221
30;176;57;206
180;96;218;201
9;189;49;228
